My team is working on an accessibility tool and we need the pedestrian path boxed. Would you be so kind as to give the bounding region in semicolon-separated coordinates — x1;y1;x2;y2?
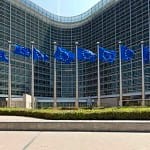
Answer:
0;116;46;122
0;131;150;150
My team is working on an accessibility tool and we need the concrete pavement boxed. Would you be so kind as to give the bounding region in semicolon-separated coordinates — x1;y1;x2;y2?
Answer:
0;116;150;149
1;116;150;132
0;131;150;150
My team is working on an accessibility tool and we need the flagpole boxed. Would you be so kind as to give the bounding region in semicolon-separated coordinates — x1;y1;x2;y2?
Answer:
97;42;101;107
141;41;145;106
7;1;11;108
53;42;57;108
119;41;123;106
31;41;35;109
8;41;11;107
75;41;79;108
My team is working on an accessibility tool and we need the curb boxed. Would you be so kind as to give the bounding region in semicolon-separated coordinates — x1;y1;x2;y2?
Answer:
0;120;150;132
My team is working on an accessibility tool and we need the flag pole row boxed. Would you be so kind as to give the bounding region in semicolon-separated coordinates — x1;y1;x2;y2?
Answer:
2;41;49;108
53;41;148;108
0;40;149;108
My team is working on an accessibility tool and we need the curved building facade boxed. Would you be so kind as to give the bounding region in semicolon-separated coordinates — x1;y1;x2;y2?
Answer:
0;0;150;107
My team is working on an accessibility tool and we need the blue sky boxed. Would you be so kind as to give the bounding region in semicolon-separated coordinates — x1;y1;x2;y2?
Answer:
30;0;100;17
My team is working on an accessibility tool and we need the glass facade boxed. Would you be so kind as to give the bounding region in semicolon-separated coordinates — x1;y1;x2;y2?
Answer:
0;0;150;106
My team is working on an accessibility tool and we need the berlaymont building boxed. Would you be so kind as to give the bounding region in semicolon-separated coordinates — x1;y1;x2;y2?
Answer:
0;0;150;108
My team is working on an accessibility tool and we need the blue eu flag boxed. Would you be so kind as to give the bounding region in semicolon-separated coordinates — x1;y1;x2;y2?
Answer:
143;47;150;64
14;45;31;57
33;48;44;61
0;50;8;63
77;48;97;62
54;46;75;64
121;46;134;61
43;54;49;62
99;47;116;63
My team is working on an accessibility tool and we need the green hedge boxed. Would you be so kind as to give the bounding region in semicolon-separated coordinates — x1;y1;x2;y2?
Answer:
0;107;150;120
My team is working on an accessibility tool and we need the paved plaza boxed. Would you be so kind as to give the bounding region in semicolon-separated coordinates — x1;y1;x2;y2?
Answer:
0;131;149;150
0;116;150;149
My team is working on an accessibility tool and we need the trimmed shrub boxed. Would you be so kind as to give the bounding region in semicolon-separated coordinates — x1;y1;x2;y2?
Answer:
0;107;150;120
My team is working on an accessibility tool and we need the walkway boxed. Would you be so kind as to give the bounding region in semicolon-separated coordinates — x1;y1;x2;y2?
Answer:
0;116;150;149
0;131;150;150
